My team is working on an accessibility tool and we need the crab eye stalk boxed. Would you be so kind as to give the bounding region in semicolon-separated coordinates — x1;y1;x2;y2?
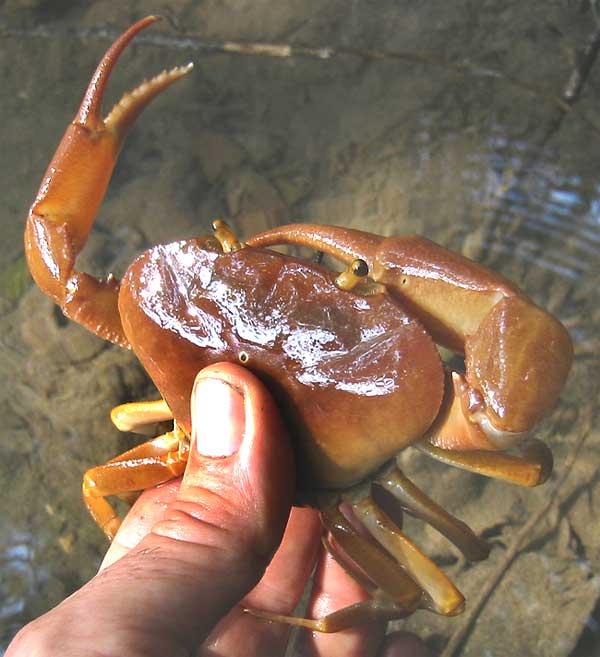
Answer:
335;258;369;291
212;219;243;253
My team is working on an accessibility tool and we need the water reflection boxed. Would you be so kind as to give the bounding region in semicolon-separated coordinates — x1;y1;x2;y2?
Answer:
463;130;599;286
0;527;36;651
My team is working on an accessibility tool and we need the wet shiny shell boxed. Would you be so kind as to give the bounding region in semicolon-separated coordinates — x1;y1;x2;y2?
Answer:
119;238;445;489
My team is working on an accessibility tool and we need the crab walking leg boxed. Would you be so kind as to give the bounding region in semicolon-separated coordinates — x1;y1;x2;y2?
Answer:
379;467;490;561
248;531;382;633
418;438;553;487
104;429;186;464
110;399;173;433
352;497;465;616
320;534;379;595
247;598;407;633
247;224;573;451
24;16;193;348
246;506;423;631
83;430;187;540
321;508;424;612
109;427;188;506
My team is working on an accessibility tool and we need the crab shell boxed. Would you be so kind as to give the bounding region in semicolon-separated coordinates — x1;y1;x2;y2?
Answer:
119;236;444;491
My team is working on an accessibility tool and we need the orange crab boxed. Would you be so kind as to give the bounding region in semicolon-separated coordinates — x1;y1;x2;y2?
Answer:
24;16;573;631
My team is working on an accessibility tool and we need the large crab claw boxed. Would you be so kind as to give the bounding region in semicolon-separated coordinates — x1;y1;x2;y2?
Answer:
247;225;573;461
24;16;192;349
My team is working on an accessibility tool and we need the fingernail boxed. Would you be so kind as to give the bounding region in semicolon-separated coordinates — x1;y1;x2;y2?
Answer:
192;376;246;457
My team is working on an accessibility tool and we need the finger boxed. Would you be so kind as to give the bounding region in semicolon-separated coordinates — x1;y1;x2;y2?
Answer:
299;550;386;657
244;507;321;612
200;506;322;657
100;478;182;569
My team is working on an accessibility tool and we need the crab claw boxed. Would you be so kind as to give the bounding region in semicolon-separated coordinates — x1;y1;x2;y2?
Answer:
24;16;193;347
247;224;573;454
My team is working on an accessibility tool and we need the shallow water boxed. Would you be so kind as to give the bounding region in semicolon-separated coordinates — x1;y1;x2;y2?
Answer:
0;2;599;655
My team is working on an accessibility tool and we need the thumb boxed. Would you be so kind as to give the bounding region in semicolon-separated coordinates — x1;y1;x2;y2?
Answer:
169;362;295;561
91;363;294;657
146;362;294;647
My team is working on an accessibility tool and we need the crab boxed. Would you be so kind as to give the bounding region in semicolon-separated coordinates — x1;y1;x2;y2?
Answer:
24;16;573;632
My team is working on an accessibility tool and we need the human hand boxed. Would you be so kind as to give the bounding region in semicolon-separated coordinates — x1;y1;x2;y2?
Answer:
7;363;428;657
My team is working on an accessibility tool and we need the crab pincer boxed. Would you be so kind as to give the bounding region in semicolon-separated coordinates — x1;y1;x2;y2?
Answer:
24;16;193;349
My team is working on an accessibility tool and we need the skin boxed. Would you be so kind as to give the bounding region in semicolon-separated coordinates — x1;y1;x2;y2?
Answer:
6;363;429;657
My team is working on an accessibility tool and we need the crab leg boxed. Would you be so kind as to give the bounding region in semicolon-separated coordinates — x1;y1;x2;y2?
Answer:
247;598;407;633
320;533;379;594
246;224;573;454
247;506;424;631
110;399;173;433
352;497;465;616
24;16;192;348
83;429;187;539
321;508;424;610
418;437;553;487
377;468;490;561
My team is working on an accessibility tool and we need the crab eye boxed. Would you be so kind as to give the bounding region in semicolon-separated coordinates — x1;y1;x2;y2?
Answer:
352;259;369;277
335;258;369;291
239;351;249;364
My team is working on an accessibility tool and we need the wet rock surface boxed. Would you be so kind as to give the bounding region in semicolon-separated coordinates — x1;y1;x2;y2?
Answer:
0;2;599;655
